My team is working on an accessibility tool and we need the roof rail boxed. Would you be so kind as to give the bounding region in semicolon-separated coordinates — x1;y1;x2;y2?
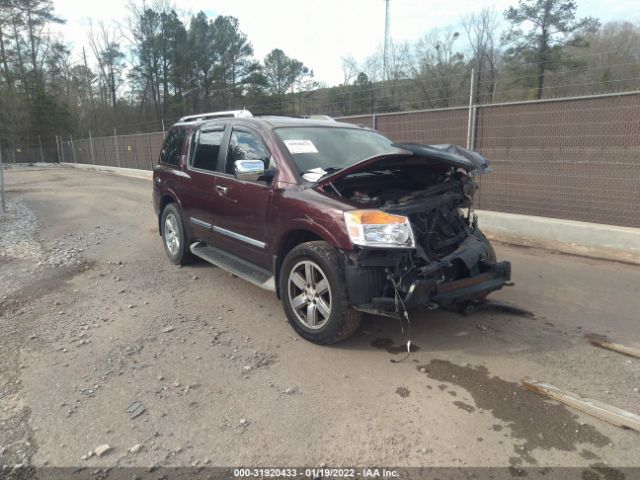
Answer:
306;115;335;121
178;109;253;123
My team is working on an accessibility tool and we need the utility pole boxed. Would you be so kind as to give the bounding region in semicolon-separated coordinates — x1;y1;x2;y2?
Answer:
382;0;390;84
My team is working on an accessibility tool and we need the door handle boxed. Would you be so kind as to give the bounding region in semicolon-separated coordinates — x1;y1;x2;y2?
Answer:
216;185;228;195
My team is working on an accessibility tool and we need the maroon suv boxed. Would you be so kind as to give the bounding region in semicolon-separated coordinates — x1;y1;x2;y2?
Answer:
153;112;511;344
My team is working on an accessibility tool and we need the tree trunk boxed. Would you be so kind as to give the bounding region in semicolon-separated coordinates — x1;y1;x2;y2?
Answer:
26;3;41;90
536;62;545;100
11;18;28;97
0;23;14;89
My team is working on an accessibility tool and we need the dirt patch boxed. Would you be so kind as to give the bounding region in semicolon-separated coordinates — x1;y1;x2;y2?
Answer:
417;360;611;464
453;401;475;413
396;387;410;398
582;463;626;480
0;262;94;317
580;449;600;460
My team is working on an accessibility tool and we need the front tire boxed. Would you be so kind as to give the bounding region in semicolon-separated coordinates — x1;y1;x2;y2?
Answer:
161;203;193;265
279;241;362;345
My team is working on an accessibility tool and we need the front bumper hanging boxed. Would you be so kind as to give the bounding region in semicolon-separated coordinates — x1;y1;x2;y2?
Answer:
403;260;511;308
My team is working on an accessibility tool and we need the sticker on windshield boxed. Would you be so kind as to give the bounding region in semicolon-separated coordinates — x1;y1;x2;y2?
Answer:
284;139;319;154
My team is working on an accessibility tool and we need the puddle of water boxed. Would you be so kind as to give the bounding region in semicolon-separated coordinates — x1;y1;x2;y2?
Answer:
417;360;611;464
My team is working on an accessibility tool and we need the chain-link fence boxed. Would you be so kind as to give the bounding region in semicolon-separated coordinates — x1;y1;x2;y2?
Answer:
57;91;640;229
339;92;640;228
0;142;58;164
59;132;165;171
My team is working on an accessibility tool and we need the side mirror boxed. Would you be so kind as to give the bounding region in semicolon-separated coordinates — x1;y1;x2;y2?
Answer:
234;159;265;182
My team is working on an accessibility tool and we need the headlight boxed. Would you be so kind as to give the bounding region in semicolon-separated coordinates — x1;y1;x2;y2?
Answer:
344;210;415;248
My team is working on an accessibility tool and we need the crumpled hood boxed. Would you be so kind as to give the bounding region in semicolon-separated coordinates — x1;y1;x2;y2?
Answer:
314;143;491;187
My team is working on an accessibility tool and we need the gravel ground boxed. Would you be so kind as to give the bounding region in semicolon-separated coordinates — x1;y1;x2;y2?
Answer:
0;165;638;477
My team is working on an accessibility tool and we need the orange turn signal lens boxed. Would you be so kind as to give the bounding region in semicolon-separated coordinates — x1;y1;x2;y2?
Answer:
344;210;408;225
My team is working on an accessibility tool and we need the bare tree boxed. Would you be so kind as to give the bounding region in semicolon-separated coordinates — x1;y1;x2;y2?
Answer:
462;8;499;103
412;29;466;107
88;21;124;109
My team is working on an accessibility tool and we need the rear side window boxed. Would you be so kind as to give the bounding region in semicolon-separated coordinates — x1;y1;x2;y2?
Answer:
159;128;186;166
226;130;270;174
192;130;224;171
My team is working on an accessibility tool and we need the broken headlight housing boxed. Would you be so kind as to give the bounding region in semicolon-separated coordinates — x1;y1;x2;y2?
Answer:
344;210;415;248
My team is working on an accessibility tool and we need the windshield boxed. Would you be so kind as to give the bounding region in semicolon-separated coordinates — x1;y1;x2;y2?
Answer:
275;127;393;180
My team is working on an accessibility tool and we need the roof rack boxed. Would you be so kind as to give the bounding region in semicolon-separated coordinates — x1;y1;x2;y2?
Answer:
178;109;253;123
306;115;335;121
254;113;335;121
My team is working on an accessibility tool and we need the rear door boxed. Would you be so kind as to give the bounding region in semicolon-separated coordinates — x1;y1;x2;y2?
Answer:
211;127;273;269
181;125;227;243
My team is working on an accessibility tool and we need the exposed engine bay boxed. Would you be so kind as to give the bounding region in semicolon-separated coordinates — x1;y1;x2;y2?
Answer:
317;144;512;316
342;168;477;261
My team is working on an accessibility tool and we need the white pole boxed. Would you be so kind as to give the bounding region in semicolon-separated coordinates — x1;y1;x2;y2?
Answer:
89;130;96;165
60;136;66;163
55;135;61;163
466;68;475;150
38;135;45;163
70;135;77;163
114;128;120;167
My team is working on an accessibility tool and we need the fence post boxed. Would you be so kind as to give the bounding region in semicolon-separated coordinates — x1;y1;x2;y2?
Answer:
113;128;120;168
372;114;377;130
70;135;77;163
147;134;153;169
133;137;139;169
60;136;66;163
0;144;6;214
38;135;45;163
89;130;96;165
55;135;60;163
466;68;475;150
162;118;165;136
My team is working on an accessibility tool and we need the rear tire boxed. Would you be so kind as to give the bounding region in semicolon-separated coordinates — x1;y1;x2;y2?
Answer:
161;203;193;265
279;241;362;345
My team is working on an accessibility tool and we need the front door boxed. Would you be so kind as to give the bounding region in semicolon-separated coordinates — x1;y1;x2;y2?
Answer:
212;128;272;269
181;126;226;243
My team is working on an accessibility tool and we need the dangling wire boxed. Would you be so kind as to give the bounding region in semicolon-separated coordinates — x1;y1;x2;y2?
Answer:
390;276;412;364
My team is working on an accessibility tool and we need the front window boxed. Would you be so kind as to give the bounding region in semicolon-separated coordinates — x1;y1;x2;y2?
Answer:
226;130;270;174
275;127;392;180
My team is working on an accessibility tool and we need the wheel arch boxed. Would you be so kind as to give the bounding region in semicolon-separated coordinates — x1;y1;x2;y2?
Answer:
158;193;180;235
274;229;326;298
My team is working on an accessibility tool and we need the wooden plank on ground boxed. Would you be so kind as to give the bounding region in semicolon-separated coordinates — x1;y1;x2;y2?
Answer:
522;378;640;432
585;333;640;360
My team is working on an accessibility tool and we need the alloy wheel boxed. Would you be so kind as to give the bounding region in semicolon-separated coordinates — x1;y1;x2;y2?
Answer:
164;213;180;255
287;260;332;329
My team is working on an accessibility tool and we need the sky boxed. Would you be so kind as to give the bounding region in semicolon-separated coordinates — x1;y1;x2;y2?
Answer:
51;0;640;87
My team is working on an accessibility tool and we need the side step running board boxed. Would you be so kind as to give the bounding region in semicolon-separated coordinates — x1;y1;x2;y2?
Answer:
190;242;276;292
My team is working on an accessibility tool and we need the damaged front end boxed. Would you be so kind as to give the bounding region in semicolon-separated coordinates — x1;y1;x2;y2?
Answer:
317;143;512;317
